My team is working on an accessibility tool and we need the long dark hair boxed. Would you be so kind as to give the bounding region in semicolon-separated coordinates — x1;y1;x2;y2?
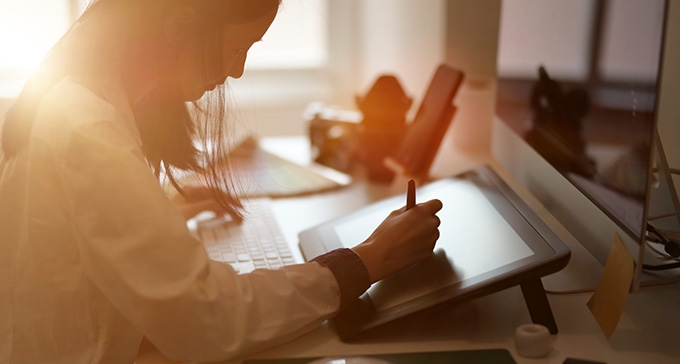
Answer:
1;0;280;219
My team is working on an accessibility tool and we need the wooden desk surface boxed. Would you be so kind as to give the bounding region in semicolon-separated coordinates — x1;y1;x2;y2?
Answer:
246;136;680;364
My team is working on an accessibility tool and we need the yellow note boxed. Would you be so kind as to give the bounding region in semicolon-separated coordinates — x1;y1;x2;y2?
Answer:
587;233;635;338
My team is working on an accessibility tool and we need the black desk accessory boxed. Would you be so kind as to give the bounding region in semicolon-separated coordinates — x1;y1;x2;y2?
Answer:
525;65;595;180
384;64;464;186
356;75;412;182
306;74;412;181
245;348;516;364
307;64;463;185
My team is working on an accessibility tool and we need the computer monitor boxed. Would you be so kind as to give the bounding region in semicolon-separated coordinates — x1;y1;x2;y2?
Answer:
490;0;679;291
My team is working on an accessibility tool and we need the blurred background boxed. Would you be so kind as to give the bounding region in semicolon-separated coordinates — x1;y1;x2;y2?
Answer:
0;0;667;142
0;0;447;138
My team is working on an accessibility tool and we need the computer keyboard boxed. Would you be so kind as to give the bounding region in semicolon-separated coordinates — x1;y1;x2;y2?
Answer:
226;136;351;198
194;198;299;273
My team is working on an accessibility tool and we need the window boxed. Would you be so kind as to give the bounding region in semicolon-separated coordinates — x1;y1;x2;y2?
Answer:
0;0;81;98
496;0;665;111
0;0;339;135
0;0;332;96
497;0;596;81
497;0;665;85
247;0;329;70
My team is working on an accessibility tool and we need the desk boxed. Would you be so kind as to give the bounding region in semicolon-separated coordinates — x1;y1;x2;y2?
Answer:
242;136;680;364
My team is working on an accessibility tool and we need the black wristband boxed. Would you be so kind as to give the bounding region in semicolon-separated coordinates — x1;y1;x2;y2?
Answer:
311;248;371;310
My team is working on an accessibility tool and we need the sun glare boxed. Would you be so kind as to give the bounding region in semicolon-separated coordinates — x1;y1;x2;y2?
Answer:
0;1;72;96
0;0;328;97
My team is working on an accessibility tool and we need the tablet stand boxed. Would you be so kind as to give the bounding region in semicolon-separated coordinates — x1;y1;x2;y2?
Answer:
520;278;559;334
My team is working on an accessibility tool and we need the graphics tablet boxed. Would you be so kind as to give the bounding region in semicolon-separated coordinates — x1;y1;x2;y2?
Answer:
298;165;570;340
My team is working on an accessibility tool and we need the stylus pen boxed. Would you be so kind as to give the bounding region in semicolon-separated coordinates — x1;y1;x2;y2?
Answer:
406;179;416;210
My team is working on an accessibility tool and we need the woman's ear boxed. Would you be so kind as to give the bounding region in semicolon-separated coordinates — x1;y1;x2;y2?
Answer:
164;6;196;44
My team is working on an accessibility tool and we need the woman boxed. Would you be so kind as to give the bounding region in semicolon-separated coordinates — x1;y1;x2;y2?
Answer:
0;1;443;363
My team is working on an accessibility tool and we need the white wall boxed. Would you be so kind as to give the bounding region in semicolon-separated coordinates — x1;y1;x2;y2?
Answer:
235;0;448;138
441;0;501;156
355;0;446;109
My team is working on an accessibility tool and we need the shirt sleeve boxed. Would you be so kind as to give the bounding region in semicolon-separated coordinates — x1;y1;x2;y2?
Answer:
59;118;346;362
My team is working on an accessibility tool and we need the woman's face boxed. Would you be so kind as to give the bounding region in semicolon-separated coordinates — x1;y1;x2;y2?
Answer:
173;6;278;101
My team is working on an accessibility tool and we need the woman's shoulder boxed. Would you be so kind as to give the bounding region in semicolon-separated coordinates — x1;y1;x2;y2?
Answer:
36;76;118;129
32;76;140;150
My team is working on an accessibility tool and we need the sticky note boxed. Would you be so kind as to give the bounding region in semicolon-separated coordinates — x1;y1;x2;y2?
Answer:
586;233;635;338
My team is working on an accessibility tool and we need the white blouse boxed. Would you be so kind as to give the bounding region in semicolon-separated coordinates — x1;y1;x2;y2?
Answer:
0;77;345;363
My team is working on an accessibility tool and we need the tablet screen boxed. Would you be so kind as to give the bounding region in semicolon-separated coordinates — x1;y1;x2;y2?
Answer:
334;179;534;310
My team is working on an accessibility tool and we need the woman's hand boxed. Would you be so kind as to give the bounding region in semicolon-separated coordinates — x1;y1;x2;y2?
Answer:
351;199;443;283
169;185;230;221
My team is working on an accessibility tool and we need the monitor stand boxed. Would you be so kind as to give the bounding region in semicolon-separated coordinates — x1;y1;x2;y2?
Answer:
539;130;680;294
633;131;680;291
542;231;680;295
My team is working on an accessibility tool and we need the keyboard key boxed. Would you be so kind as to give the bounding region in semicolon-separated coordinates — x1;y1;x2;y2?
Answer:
196;198;301;274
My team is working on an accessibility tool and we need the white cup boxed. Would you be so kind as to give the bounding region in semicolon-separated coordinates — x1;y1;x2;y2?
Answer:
514;323;552;358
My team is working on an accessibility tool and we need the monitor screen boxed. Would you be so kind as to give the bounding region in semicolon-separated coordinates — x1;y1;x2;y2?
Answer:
495;0;666;242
